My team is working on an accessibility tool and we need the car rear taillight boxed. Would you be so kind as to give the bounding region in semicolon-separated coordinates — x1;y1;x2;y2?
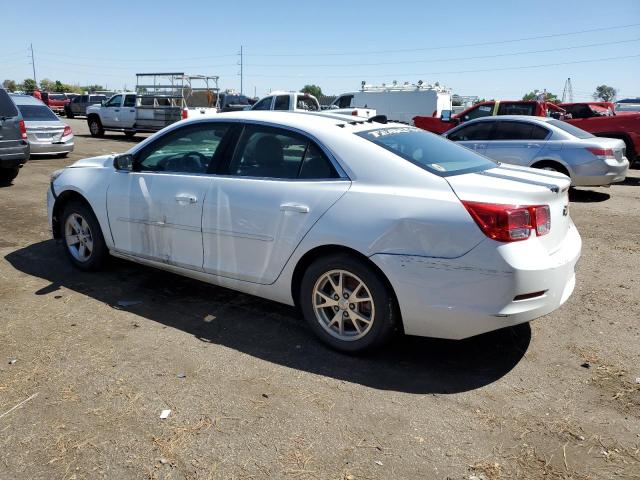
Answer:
462;201;551;242
62;125;72;137
182;108;188;120
19;120;27;140
587;147;614;158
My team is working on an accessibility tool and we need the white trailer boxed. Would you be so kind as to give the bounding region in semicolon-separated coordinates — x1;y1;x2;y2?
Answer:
329;82;452;124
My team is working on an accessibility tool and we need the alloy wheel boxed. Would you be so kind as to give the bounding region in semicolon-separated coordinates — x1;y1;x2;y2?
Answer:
64;213;94;262
312;269;375;341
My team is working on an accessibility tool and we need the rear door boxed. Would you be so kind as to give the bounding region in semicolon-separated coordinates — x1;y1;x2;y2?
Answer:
72;95;87;115
484;121;550;166
0;90;23;153
201;123;350;284
446;121;495;155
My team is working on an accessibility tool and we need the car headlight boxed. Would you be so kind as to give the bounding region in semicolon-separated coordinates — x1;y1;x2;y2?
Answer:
50;169;65;183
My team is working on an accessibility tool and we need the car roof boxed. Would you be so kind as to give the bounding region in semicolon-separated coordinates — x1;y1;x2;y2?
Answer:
462;115;554;124
9;94;47;106
184;110;392;135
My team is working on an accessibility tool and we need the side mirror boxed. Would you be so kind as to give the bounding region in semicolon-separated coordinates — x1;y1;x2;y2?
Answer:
440;110;453;122
114;153;134;171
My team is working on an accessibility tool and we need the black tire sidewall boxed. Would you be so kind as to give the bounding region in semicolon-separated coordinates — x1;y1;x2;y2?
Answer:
0;168;19;185
88;118;103;137
61;201;107;271
300;254;397;353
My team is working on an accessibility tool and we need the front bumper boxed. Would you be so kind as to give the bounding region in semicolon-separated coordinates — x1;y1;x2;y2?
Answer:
371;223;582;340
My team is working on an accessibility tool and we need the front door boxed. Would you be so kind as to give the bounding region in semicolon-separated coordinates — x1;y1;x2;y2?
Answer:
101;94;122;127
446;121;495;155
484;120;550;166
107;122;231;270
119;94;137;128
202;124;350;284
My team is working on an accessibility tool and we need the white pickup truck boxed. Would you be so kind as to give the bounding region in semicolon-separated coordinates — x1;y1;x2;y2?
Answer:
251;91;376;118
87;92;181;137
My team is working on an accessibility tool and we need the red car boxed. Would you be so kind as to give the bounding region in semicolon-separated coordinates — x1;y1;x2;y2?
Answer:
414;100;640;164
40;92;70;115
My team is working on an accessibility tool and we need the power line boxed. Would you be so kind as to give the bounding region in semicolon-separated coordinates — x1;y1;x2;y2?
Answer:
245;54;640;78
247;37;640;68
245;23;640;57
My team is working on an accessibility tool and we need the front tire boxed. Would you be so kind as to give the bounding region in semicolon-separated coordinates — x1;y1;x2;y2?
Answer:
66;108;74;119
300;253;397;353
124;130;136;138
61;201;107;271
88;116;104;137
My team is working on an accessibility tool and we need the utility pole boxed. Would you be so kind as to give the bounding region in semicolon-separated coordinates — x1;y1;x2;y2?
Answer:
562;77;574;103
29;43;37;85
238;45;244;95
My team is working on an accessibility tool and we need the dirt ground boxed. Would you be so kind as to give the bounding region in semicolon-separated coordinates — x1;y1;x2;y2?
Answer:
0;118;638;480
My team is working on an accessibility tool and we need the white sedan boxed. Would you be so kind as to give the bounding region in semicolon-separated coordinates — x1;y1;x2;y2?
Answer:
48;111;581;352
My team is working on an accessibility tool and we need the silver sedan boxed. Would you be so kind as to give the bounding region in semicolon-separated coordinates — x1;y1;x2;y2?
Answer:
443;115;628;186
10;94;74;157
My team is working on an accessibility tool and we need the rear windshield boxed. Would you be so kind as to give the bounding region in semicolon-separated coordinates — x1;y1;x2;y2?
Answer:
0;90;19;117
89;95;105;102
17;105;59;121
547;119;594;139
48;94;66;100
357;127;497;176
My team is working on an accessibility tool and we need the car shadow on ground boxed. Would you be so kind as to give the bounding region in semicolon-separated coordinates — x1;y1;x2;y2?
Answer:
5;240;531;395
618;176;640;186
569;188;610;203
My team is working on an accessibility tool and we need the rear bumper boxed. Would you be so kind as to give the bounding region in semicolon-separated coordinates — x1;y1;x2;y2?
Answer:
371;223;582;340
0;143;30;167
29;139;74;155
572;157;629;186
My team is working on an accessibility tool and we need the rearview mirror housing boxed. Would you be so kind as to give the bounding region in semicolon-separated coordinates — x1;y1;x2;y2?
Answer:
114;153;133;171
440;110;453;122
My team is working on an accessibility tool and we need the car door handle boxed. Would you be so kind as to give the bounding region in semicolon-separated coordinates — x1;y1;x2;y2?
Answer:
114;109;120;112
175;194;198;204
526;143;540;148
474;143;487;149
280;203;309;213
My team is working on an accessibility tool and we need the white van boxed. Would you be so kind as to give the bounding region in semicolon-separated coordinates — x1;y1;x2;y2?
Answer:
329;83;452;125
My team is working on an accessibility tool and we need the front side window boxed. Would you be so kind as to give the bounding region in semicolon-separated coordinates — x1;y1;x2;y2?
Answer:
105;95;122;107
252;97;272;110
136;123;230;173
124;95;136;107
296;96;320;111
357;127;496;176
461;103;494;122
336;95;353;108
228;125;338;179
274;95;290;110
447;122;494;141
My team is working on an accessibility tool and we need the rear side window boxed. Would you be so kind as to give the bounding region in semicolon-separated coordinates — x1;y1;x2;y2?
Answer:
548;119;594;139
228;125;338;179
124;95;136;107
336;95;353;108
88;95;103;102
274;95;290;110
296;96;320;111
497;103;536;116
447;122;493;141
461;103;494;121
357;127;496;176
492;121;549;140
0;91;19;117
17;105;58;121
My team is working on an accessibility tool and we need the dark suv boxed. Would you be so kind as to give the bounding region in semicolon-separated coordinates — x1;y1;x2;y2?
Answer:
0;88;30;185
64;94;107;118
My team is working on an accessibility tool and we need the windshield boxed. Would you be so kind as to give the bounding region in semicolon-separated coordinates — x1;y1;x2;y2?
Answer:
17;105;59;121
357;126;497;176
548;119;594;139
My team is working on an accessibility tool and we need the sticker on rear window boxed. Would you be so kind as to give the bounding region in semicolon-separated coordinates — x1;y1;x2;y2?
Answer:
479;106;492;112
366;127;415;138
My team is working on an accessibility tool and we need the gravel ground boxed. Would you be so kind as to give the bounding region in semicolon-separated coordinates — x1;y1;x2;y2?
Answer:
0;118;638;480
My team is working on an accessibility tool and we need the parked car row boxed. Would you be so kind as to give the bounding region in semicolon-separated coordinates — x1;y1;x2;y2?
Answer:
0;87;74;184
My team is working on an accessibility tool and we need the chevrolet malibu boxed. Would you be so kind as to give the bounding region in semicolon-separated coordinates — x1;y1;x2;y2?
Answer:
47;111;581;352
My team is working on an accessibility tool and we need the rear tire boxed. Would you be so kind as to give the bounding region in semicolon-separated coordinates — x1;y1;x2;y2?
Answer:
124;130;136;138
532;160;570;178
66;108;74;119
88;116;104;137
0;167;20;186
300;253;398;353
60;201;107;271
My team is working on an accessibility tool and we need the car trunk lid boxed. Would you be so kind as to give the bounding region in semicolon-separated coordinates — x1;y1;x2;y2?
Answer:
25;121;65;144
445;164;572;254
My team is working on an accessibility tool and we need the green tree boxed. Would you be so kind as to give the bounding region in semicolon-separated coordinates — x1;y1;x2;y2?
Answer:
22;78;37;92
2;79;17;92
40;78;55;92
301;84;323;98
522;90;559;102
592;85;617;102
82;84;105;93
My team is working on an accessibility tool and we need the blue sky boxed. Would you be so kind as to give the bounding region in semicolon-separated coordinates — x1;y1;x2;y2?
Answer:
2;0;639;100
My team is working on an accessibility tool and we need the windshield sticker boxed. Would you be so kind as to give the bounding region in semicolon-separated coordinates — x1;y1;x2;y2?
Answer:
366;127;415;138
479;105;492;112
